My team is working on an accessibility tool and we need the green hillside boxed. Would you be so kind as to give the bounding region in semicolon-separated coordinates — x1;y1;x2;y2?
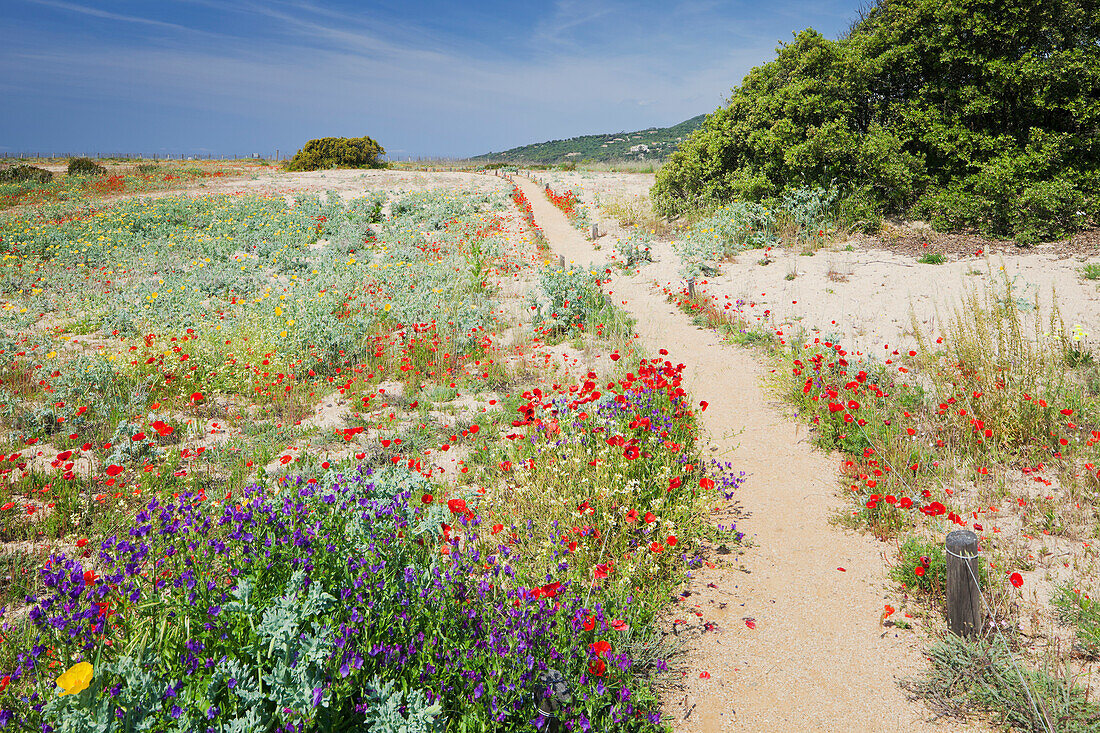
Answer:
473;115;706;164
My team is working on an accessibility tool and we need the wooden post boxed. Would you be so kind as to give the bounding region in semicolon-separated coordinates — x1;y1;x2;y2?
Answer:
558;255;565;268
590;223;598;240
946;530;982;637
535;669;570;733
687;278;696;299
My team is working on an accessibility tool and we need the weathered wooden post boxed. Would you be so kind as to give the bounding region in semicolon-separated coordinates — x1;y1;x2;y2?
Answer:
946;530;982;637
590;223;598;240
558;255;566;268
535;669;570;733
686;277;696;300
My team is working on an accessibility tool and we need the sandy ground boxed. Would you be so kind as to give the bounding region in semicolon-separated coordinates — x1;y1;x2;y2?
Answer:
157;168;504;202
532;170;1100;359
514;175;977;732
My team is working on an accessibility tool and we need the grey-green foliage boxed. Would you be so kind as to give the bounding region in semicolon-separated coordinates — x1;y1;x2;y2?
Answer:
528;264;606;336
42;654;171;733
354;676;443;733
613;232;654;267
907;634;1100;731
107;419;163;465
780;186;839;240
254;572;336;715
673;200;776;277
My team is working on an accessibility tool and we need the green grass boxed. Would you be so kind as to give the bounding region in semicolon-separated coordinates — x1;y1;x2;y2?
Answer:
1080;263;1100;281
918;252;947;264
1052;584;1100;658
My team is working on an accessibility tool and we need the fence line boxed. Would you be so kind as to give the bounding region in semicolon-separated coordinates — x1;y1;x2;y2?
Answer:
0;152;281;161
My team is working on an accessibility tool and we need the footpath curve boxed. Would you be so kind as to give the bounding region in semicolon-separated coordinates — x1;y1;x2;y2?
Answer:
514;176;973;732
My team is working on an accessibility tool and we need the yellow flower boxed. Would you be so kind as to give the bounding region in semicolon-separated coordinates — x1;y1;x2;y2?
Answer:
57;661;93;696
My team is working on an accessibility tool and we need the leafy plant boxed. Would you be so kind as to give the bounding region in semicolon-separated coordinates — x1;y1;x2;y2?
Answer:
284;136;387;171
1052;584;1100;658
67;157;106;177
0;165;53;184
890;536;947;597
917;252;946;264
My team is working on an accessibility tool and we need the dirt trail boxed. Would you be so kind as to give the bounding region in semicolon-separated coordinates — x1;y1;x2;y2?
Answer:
515;177;971;732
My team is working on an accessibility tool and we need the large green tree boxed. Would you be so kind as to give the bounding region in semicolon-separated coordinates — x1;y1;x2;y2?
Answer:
653;0;1099;242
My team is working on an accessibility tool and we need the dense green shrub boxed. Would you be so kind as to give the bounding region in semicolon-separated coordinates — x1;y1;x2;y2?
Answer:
0;165;53;184
654;0;1100;243
66;157;106;176
284;136;386;171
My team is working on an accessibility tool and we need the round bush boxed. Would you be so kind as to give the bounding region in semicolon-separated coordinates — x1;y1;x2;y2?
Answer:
284;136;386;171
67;157;106;176
0;165;53;184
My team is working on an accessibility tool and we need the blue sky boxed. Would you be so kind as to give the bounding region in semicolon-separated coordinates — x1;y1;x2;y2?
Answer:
1;0;861;158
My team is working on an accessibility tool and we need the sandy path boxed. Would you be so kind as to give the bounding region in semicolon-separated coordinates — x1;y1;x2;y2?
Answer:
514;176;971;732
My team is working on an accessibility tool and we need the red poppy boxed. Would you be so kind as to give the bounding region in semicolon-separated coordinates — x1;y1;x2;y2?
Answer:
649;541;664;553
588;658;606;677
644;512;656;523
623;446;639;460
921;501;946;517
1010;572;1023;588
105;464;124;477
914;566;926;577
582;614;596;631
447;498;467;514
190;392;204;403
421;493;433;504
667;535;678;546
590;640;611;657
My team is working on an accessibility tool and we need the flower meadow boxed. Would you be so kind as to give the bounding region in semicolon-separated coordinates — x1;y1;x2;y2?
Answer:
539;186;591;234
665;273;1100;722
0;179;730;730
0;161;256;214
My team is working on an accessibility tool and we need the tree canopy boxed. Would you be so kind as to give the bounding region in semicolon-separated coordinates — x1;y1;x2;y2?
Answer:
653;0;1099;242
284;136;386;171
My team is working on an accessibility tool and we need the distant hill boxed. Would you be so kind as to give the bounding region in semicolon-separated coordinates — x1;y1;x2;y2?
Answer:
472;115;706;164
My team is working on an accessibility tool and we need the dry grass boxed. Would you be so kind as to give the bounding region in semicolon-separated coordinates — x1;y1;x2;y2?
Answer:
598;193;680;238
